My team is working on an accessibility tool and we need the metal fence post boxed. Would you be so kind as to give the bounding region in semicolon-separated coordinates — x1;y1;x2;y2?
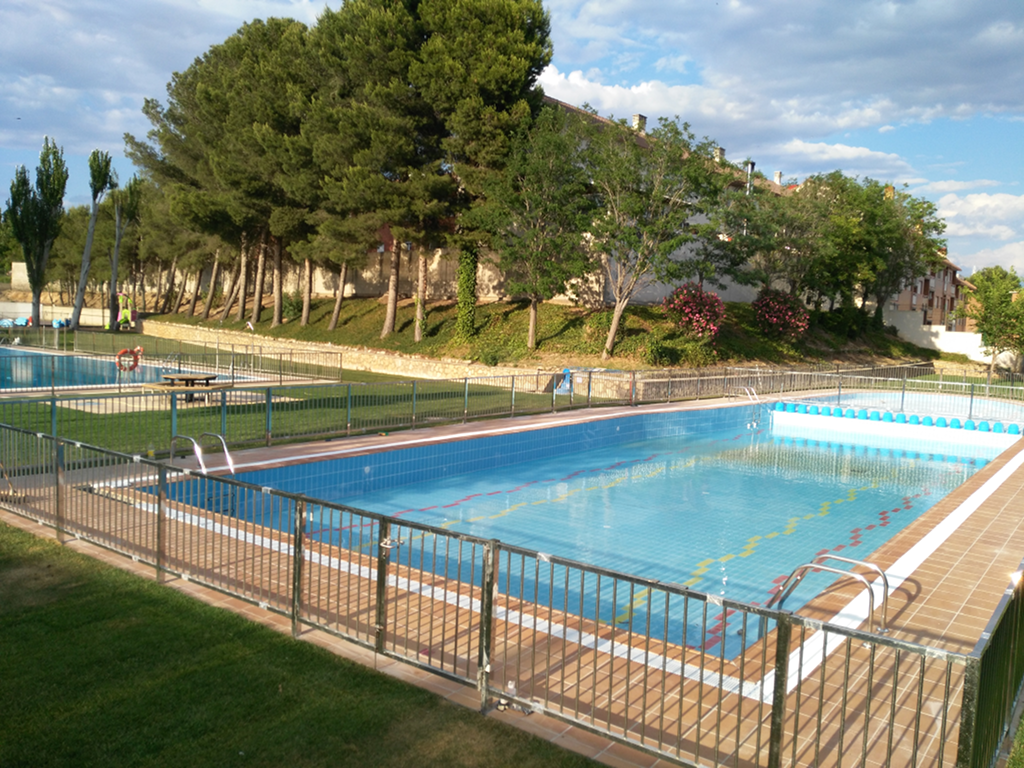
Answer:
412;381;417;428
463;378;469;423
900;376;907;412
220;390;228;437
956;655;980;768
54;438;66;544
346;384;352;436
156;465;167;581
170;393;178;445
767;612;793;768
630;371;636;406
587;371;592;407
291;500;306;638
374;519;391;654
265;388;273;446
50;396;57;437
510;375;516;417
477;540;497;712
969;383;975;421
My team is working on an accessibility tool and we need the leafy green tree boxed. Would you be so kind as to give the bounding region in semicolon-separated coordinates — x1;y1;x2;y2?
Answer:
410;0;552;339
70;150;117;329
586;116;719;359
5;138;69;326
481;105;595;349
858;183;946;327
959;266;1024;376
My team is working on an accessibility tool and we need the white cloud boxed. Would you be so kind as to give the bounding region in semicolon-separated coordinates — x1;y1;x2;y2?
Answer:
938;192;1024;242
956;241;1024;275
913;179;1002;194
655;54;692;74
878;125;895;133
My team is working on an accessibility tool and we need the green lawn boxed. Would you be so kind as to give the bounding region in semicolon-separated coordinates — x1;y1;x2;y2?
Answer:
0;521;597;768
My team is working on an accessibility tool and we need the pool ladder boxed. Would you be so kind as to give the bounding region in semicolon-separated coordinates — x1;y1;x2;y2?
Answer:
758;555;890;640
170;432;236;475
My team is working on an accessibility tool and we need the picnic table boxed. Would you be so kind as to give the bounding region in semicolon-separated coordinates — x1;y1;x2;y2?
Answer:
147;372;230;402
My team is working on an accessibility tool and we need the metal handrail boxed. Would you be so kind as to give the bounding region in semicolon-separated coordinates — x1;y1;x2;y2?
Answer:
169;434;205;473
199;432;236;475
766;556;889;633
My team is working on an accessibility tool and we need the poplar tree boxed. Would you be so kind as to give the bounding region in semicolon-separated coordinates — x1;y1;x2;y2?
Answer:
5;138;68;326
70;150;116;329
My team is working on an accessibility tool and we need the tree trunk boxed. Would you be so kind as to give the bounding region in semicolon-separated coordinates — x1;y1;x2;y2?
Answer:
219;257;242;322
200;256;220;321
528;295;538;350
70;201;101;330
161;256;179;313
300;257;312;326
186;269;202;317
602;300;629;359
328;262;348;332
271;237;283;327
414;249;427;342
250;234;267;326
108;206;123;329
171;266;188;314
234;244;249;322
381;246;400;338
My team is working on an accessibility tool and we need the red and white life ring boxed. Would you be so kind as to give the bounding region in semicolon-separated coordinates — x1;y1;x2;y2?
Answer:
115;347;142;372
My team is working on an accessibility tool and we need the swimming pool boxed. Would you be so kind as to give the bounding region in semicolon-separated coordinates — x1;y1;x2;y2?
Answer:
206;403;1008;654
0;347;165;389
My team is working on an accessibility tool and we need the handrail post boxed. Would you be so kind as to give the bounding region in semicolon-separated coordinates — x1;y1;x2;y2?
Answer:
477;540;498;712
767;611;792;768
374;519;391;654
291;500;306;638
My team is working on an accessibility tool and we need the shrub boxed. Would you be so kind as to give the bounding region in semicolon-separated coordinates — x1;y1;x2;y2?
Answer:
662;284;725;341
752;289;809;340
641;337;678;367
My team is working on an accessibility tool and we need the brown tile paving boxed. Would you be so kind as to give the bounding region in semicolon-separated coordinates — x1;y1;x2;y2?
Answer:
4;398;1024;767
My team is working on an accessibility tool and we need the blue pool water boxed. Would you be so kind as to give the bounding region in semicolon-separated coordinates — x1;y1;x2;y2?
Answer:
0;347;164;389
208;405;1007;654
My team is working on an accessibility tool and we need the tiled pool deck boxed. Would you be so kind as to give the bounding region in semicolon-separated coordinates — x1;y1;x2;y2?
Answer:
4;395;1024;767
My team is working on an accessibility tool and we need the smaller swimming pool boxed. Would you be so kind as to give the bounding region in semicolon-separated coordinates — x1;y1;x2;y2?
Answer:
0;347;165;389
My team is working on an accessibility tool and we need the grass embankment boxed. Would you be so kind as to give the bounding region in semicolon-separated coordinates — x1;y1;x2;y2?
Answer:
153;297;939;369
0;522;597;768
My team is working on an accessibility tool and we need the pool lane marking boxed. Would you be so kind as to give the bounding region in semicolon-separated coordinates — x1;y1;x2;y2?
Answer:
761;442;1024;698
683;482;879;589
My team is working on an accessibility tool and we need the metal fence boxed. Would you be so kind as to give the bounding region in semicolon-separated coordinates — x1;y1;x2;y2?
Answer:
1;422;1014;767
3;363;1024;459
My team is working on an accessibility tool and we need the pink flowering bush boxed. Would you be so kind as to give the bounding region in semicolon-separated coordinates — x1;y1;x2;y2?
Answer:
752;289;809;340
662;283;725;341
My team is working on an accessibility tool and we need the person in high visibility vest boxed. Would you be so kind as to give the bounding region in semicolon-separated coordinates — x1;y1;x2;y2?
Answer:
117;293;134;331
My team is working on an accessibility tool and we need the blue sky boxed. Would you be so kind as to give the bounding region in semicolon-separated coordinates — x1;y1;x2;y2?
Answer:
2;0;1022;276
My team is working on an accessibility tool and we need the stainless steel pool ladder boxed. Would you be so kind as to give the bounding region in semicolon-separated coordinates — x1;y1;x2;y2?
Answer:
169;433;236;475
758;555;890;640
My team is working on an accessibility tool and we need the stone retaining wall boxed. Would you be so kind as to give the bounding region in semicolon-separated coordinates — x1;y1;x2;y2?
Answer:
143;321;557;383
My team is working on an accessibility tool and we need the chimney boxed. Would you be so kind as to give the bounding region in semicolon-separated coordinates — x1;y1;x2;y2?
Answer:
713;147;726;163
774;171;782;186
632;114;647;133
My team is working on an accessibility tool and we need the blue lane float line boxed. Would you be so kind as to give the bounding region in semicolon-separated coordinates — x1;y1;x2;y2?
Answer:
774;401;1021;435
